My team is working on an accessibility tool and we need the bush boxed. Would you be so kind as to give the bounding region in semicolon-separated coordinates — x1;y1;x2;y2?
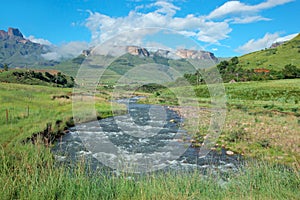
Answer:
282;64;300;78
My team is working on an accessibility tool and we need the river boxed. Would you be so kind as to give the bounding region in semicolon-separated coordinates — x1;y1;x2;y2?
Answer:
52;97;242;178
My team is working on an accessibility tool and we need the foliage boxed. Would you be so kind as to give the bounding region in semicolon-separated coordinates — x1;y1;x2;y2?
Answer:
183;56;300;84
282;64;300;78
3;63;8;71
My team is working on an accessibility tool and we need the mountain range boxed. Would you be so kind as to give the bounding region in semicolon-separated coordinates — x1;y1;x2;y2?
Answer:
85;45;219;62
1;27;299;79
0;28;219;69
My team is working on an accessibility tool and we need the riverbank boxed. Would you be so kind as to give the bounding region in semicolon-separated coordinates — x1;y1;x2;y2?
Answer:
137;79;300;167
1;146;299;199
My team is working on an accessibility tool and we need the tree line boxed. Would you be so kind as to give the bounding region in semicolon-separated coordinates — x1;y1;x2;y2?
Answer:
183;57;300;85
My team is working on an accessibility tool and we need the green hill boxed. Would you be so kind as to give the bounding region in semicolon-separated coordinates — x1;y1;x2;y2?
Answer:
0;69;75;87
238;34;300;70
183;35;300;84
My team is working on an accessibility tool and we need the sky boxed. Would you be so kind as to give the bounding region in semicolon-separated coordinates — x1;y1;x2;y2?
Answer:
0;0;299;59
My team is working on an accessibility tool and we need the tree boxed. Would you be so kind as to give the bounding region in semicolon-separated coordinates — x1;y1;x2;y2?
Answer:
217;60;229;72
3;63;8;71
282;64;300;79
230;56;239;65
56;73;67;85
45;71;54;80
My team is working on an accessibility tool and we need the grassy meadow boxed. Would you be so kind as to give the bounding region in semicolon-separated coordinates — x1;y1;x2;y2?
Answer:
0;78;299;199
139;79;300;166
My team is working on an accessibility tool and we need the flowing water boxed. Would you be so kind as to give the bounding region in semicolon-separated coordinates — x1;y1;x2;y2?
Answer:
52;97;242;178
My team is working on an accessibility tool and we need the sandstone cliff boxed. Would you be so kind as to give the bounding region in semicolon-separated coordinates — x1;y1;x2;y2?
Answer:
176;49;218;62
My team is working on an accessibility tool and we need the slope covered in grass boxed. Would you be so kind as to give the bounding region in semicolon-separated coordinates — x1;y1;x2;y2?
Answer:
238;34;300;70
0;83;124;147
0;69;75;87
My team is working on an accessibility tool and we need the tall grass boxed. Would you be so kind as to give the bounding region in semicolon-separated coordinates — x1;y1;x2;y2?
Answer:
0;143;299;199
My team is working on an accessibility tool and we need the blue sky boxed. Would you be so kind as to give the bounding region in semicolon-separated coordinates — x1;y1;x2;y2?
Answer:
0;0;299;58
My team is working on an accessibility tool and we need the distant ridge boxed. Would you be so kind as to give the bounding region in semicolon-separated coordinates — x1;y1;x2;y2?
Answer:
82;45;218;62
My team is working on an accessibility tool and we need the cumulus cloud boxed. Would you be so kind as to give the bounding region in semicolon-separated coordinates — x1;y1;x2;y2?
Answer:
207;0;294;20
274;33;298;43
84;0;293;47
26;35;89;60
84;2;232;45
236;32;298;54
27;35;52;46
236;33;280;54
151;1;180;16
42;41;89;60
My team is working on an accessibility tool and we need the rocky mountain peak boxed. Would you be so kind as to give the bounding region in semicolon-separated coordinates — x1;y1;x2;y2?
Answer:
0;30;8;39
8;27;24;38
0;27;25;40
126;46;150;57
176;49;218;62
0;27;52;67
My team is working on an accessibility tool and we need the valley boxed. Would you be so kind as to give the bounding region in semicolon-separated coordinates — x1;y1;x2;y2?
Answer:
0;27;299;199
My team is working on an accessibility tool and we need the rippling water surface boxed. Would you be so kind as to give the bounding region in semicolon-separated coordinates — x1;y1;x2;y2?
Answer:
52;97;242;176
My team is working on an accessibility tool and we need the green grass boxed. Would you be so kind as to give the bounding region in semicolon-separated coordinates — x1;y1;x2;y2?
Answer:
143;79;300;112
0;82;125;147
140;79;300;166
0;144;299;199
224;79;300;111
239;34;300;70
39;59;81;78
0;80;299;199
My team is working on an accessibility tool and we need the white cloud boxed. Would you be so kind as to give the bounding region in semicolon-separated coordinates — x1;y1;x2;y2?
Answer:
207;1;249;19
207;0;294;20
85;3;231;46
151;1;180;16
84;0;293;48
41;52;61;60
27;35;52;46
196;21;232;44
42;41;89;60
25;35;88;60
254;0;294;9
236;33;279;54
231;16;271;24
236;32;298;54
274;33;298;43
